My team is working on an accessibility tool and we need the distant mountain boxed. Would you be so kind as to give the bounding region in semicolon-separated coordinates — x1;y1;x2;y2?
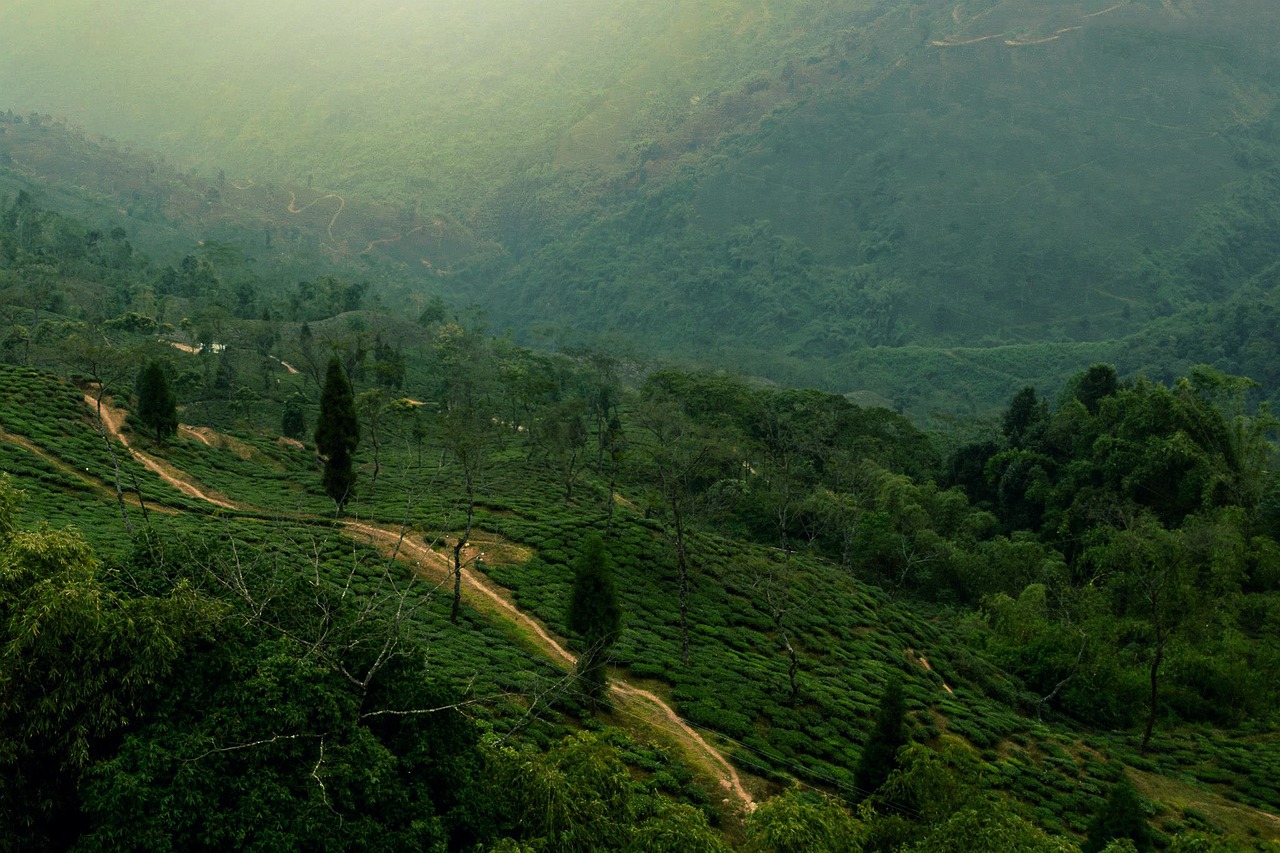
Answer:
4;0;1280;413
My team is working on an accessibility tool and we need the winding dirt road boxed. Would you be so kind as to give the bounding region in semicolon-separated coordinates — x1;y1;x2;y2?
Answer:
83;393;240;510
933;0;1128;48
0;425;175;514
348;521;756;810
287;191;346;245
82;395;757;812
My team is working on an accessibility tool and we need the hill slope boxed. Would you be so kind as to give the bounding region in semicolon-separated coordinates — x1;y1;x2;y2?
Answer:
5;0;1280;413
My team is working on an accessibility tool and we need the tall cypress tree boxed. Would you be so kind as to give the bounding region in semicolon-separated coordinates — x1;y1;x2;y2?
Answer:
567;534;622;704
135;360;178;442
854;675;908;800
315;355;359;511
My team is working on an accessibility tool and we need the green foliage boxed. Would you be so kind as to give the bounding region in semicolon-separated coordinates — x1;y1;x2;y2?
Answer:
8;1;1280;419
899;805;1075;853
744;788;863;853
1;167;1279;850
489;731;725;852
315;355;359;509
135;358;177;441
0;477;221;849
1084;777;1154;853
76;641;490;851
854;677;908;801
281;391;307;440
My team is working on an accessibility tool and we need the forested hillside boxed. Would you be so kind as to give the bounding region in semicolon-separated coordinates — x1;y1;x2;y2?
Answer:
2;186;1279;849
5;1;1280;414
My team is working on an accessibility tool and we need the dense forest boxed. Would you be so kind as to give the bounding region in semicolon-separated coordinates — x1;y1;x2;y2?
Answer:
1;183;1278;850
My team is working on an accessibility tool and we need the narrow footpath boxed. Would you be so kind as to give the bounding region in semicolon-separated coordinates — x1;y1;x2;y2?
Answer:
79;396;757;812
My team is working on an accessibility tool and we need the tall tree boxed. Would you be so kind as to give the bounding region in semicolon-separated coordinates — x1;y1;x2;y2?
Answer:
63;331;143;533
135;359;178;442
566;535;622;704
541;397;589;503
1088;512;1189;753
601;414;626;537
357;388;387;491
441;403;495;623
315;355;360;511
1002;386;1048;447
854;676;908;800
434;313;499;624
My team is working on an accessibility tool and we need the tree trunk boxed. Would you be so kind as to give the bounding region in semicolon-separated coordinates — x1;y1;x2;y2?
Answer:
451;483;475;624
451;538;464;624
785;633;799;705
674;507;690;666
604;463;618;538
93;391;133;536
1140;621;1165;754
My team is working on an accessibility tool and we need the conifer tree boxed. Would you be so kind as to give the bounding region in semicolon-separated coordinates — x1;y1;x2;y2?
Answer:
854;675;908;800
315;355;359;511
1083;776;1153;853
567;534;622;704
135;359;178;442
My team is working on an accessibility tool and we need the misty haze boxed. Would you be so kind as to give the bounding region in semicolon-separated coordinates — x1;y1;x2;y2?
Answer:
1;1;1279;849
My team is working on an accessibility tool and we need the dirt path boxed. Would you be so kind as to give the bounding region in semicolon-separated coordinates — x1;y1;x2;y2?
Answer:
361;224;425;255
934;1;1127;49
612;680;755;809
80;393;756;812
287;191;346;244
165;341;299;377
84;394;241;511
347;521;757;811
181;425;215;447
908;647;954;694
1083;1;1128;19
0;426;176;514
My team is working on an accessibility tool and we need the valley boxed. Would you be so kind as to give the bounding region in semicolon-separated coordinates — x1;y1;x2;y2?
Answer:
1;0;1280;849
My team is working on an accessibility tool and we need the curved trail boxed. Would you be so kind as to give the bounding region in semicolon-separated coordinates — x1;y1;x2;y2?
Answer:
237;180;429;261
1005;25;1081;46
84;396;756;812
934;0;1128;49
84;394;240;511
361;224;425;255
346;522;756;811
287;191;346;245
0;425;176;514
1083;1;1128;18
271;356;300;375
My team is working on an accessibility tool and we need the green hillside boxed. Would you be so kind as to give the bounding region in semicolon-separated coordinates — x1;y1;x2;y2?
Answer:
1;188;1279;849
